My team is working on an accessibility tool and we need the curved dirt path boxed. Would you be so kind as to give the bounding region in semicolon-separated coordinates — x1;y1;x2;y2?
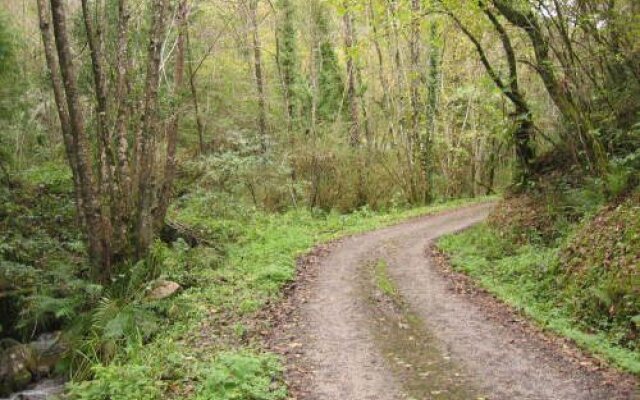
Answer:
270;203;638;400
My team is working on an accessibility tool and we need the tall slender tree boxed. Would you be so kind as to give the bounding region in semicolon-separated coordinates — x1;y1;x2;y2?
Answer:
343;0;362;146
422;20;442;202
276;0;301;130
248;0;268;151
447;2;536;183
314;2;344;123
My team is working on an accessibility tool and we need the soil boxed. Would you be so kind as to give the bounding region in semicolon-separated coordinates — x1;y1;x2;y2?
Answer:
266;203;639;400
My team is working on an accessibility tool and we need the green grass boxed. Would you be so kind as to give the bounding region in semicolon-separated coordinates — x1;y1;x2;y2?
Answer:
438;224;640;375
373;259;397;297
66;196;496;399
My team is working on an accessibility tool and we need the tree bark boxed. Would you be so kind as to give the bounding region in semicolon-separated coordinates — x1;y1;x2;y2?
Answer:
37;0;85;226
408;0;423;201
187;29;206;154
135;0;167;257
249;0;268;151
155;0;188;230
343;1;361;146
49;0;111;281
367;0;395;145
81;0;114;207
114;0;131;203
423;22;441;203
409;0;422;149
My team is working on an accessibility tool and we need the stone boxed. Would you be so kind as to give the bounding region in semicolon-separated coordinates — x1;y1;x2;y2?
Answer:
29;332;66;377
0;344;36;396
146;280;181;300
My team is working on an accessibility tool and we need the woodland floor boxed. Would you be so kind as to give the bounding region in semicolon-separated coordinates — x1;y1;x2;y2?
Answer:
266;203;639;400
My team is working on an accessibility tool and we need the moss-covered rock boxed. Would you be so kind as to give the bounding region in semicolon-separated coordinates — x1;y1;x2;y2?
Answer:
0;343;36;395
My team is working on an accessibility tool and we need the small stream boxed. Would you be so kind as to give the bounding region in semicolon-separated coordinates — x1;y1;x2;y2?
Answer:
0;379;65;400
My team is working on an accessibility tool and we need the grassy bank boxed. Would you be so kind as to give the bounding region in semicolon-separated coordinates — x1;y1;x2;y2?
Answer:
437;219;640;375
66;196;495;399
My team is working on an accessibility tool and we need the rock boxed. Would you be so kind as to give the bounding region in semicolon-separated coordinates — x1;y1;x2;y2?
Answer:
28;332;66;377
8;369;31;394
0;344;36;396
0;334;67;398
146;280;181;300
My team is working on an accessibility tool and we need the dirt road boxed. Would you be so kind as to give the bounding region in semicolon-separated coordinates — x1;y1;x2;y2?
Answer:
270;203;638;400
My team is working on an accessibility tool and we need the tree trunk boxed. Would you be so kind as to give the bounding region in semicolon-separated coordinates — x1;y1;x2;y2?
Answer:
367;0;395;145
249;0;268;151
343;1;361;146
81;0;114;208
135;0;167;258
491;0;602;172
155;0;188;230
423;22;441;203
114;0;132;218
37;0;85;226
408;0;423;202
276;0;298;130
49;0;111;282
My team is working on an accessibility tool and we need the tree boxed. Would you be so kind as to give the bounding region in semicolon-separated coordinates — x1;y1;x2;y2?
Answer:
37;0;188;282
342;0;362;146
446;1;536;183
314;2;344;123
276;0;302;130
248;0;268;151
491;0;591;168
422;20;442;202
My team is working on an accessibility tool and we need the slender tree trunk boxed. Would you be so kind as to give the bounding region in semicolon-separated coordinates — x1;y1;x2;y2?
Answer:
409;0;421;147
49;0;111;281
81;0;113;204
36;0;84;225
249;0;268;151
387;0;406;133
309;0;320;136
368;0;395;146
408;0;423;202
135;0;167;257
355;64;372;144
343;1;361;146
114;0;131;212
423;22;441;202
449;5;535;184
276;0;298;131
81;0;117;256
491;0;603;172
155;0;188;229
185;29;206;154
